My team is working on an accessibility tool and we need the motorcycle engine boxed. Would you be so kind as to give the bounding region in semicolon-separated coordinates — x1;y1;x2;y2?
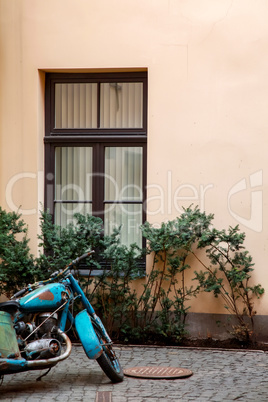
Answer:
37;312;58;337
15;312;62;360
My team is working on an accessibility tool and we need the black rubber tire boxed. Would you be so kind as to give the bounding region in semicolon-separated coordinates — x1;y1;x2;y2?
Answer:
96;345;124;383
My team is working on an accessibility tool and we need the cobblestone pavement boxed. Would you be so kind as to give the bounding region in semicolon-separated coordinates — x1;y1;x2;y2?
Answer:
0;345;267;401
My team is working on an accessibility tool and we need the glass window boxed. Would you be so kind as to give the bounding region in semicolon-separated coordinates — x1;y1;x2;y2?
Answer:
100;83;143;128
104;147;143;246
54;147;93;226
55;84;98;128
45;72;147;250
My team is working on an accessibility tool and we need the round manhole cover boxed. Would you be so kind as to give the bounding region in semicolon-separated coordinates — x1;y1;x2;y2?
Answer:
124;366;193;379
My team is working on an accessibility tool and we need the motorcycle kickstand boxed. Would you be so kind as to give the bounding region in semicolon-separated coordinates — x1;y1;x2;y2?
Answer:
36;367;52;382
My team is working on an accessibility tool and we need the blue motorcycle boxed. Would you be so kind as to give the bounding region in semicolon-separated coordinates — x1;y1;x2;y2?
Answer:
0;252;124;384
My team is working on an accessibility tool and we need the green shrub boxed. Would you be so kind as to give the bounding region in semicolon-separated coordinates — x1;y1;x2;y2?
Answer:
0;207;40;297
193;225;264;341
36;210;105;274
0;206;264;344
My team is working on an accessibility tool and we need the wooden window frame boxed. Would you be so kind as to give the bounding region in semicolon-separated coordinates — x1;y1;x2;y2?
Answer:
45;72;147;137
44;72;147;255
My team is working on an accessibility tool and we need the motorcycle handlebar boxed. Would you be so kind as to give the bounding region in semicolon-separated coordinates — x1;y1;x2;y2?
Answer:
34;251;95;287
11;288;28;299
57;250;95;277
11;252;95;298
70;251;94;267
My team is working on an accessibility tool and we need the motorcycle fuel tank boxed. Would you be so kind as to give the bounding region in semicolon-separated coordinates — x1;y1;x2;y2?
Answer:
18;283;68;312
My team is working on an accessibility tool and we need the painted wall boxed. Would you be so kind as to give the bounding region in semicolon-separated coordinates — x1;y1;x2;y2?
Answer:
1;0;268;316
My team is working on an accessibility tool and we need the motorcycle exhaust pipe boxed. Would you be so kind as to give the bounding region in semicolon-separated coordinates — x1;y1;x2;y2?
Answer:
0;329;72;375
25;339;61;359
26;328;72;369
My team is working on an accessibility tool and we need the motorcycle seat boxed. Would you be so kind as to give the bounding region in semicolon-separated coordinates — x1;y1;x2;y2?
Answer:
0;301;20;314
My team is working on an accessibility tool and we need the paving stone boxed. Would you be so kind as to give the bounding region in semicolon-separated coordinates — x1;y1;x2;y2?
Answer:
1;345;268;401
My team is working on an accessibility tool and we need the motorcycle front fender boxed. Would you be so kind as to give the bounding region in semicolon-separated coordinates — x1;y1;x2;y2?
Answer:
75;310;103;359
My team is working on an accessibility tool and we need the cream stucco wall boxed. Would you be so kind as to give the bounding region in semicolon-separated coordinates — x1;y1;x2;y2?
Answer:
1;0;268;315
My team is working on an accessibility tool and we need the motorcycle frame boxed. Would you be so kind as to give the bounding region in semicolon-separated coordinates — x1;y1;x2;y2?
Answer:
0;271;110;375
63;272;112;346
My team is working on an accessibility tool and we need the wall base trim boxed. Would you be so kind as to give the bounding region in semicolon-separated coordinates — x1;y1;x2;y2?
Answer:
185;312;268;342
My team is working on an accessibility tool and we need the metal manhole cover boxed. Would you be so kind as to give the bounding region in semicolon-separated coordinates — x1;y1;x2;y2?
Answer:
124;366;193;379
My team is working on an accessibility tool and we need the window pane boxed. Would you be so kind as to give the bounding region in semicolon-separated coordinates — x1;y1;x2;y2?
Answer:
105;146;143;247
100;83;143;128
105;147;143;201
55;147;93;201
55;203;92;227
55;83;98;128
55;147;93;227
105;204;142;247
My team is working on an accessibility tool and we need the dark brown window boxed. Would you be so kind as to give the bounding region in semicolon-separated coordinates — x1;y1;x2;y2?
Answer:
44;72;147;248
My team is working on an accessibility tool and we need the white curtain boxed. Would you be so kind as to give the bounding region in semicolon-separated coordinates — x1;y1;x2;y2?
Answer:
100;83;143;128
55;82;143;129
55;147;93;226
104;147;143;247
55;83;98;128
54;81;144;246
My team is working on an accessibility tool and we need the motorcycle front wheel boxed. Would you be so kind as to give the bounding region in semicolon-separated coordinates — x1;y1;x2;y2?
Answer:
95;329;124;383
97;344;124;382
